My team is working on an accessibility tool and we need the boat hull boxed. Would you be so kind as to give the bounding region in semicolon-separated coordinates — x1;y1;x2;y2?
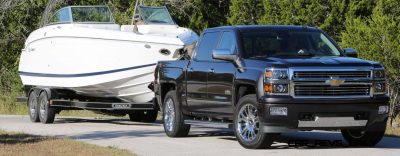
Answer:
19;24;196;103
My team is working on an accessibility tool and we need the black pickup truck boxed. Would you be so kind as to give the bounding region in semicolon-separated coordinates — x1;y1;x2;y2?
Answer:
153;25;389;149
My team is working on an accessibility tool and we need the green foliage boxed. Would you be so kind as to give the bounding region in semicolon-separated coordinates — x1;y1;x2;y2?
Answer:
259;0;349;39
341;0;400;118
228;0;263;25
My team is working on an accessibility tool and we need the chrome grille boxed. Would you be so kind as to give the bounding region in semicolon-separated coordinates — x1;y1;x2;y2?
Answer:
291;68;373;98
294;71;371;79
294;84;370;96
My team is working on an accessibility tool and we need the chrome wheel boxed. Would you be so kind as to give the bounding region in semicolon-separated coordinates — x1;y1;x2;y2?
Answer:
237;103;260;142
164;97;175;132
29;96;37;117
39;97;47;119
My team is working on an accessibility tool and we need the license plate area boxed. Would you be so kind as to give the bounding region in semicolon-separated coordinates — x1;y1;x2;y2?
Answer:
298;117;367;128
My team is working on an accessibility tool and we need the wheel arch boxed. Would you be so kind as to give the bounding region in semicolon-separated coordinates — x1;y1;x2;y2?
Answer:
234;69;265;106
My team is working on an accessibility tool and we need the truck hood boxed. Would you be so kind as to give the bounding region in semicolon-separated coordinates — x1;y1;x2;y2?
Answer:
264;56;382;68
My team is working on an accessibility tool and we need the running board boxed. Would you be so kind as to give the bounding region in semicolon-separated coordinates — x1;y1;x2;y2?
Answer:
184;119;233;129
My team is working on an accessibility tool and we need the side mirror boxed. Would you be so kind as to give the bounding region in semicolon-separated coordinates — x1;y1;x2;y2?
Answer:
343;48;358;58
212;49;237;61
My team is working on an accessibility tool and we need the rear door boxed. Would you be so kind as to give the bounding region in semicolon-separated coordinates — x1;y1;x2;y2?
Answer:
207;31;237;115
186;31;220;112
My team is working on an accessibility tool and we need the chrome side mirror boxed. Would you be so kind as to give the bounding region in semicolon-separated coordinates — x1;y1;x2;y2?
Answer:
212;49;237;61
343;48;358;58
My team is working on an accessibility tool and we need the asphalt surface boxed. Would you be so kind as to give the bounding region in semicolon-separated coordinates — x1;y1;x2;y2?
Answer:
1;115;399;156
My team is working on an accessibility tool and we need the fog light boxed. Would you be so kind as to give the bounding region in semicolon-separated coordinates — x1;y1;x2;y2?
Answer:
270;107;288;116
378;106;389;114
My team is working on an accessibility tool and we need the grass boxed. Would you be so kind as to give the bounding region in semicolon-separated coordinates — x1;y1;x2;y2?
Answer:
0;130;135;156
385;117;400;137
0;91;121;118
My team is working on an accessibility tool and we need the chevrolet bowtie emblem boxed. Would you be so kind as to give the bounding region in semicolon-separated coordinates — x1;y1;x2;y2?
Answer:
326;77;345;86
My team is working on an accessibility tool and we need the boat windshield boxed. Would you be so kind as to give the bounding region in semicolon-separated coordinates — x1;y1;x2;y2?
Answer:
48;6;114;25
138;6;174;24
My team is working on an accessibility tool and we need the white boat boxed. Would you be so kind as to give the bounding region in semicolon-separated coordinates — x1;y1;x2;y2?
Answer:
18;5;198;103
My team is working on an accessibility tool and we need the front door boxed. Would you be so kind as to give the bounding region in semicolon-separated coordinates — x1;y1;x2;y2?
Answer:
186;31;220;113
207;31;237;116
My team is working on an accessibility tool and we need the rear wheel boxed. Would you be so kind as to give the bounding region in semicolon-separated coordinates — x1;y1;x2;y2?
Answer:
163;90;190;137
234;94;275;149
28;91;40;122
38;92;56;124
341;126;386;146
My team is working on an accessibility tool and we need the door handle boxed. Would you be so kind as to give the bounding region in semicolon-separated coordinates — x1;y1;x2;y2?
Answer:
209;68;215;73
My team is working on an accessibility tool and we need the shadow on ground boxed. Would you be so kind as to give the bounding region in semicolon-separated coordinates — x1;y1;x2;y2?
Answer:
52;117;400;149
0;133;48;145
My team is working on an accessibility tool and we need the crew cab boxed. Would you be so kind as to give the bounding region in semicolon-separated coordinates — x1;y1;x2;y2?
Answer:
153;25;389;149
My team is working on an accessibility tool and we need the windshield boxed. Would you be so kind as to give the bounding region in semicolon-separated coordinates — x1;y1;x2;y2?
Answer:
241;31;341;58
47;6;114;25
138;6;174;24
71;6;114;23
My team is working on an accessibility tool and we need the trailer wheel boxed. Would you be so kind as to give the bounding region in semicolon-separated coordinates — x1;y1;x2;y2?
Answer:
38;92;56;124
28;91;40;122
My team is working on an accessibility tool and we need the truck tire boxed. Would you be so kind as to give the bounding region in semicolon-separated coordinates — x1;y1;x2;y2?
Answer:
341;126;386;146
38;91;56;124
28;91;40;122
234;94;274;149
128;110;158;123
163;90;190;137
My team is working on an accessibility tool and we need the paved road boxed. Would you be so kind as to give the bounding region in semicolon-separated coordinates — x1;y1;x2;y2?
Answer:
1;115;399;156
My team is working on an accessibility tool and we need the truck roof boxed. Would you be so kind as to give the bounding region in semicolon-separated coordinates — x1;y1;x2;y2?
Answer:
205;25;320;33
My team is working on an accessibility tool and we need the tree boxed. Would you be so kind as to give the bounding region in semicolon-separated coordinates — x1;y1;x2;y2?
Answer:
228;0;264;25
341;0;400;119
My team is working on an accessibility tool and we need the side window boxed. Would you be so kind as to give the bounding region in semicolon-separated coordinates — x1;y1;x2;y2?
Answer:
194;32;220;61
218;31;236;52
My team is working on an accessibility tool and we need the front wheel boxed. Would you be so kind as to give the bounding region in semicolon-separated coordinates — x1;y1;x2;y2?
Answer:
234;94;275;149
162;90;190;137
341;126;386;146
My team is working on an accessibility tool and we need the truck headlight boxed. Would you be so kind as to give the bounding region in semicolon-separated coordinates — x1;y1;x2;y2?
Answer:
265;69;288;80
373;69;385;79
264;68;289;95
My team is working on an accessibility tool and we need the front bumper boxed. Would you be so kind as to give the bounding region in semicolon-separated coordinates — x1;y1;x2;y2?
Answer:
258;95;389;132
